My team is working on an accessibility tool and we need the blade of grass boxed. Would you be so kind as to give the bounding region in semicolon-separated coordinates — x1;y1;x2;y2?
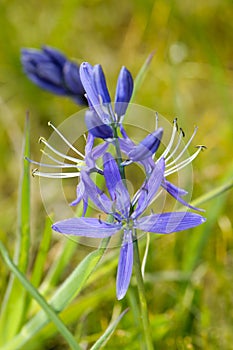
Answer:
0;241;82;350
0;116;31;343
30;216;52;288
90;308;129;350
130;51;156;104
1;238;110;350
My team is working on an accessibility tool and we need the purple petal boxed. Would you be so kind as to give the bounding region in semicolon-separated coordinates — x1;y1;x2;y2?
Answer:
70;179;88;216
135;212;206;234
36;62;63;85
131;158;165;219
103;153;122;199
162;180;188;196
162;179;204;212
85;110;113;139
42;46;67;66
93;64;111;104
115;66;133;117
81;171;113;213
23;72;67;95
116;230;133;300
52;217;121;237
103;153;131;216
63;61;85;95
92;142;109;160
128;128;163;161
80;62;111;123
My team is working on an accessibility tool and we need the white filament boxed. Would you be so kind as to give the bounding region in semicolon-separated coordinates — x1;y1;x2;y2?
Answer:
48;121;85;159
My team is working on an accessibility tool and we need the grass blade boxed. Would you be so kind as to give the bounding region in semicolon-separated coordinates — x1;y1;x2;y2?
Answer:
90;308;129;350
130;51;155;103
0;241;82;350
1;239;110;350
30;216;52;288
0;116;31;343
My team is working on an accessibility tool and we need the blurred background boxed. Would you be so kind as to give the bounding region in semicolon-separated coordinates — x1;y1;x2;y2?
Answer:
0;0;233;349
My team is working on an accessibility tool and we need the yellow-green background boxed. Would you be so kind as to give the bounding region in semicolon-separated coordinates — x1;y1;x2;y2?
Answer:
0;0;233;349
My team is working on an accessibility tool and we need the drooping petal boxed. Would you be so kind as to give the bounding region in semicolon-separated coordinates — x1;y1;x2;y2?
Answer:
127;128;163;162
52;217;121;237
131;158;165;219
162;179;188;196
135;212;206;234
114;66;134;118
162;179;204;212
116;230;133;300
85;110;113;139
103;153;131;217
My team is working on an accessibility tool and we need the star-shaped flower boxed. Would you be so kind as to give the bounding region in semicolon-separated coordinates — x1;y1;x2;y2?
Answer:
52;153;205;299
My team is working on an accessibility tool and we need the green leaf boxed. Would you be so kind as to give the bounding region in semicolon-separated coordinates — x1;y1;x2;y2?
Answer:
16;113;31;272
2;238;110;350
130;51;155;104
0;116;31;343
30;216;52;288
90;308;129;350
0;241;82;350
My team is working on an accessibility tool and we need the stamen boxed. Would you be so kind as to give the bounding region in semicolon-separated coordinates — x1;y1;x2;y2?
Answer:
31;170;81;178
40;149;68;165
166;126;198;168
39;137;80;163
25;157;79;169
48;121;85;159
165;128;184;163
157;118;178;160
165;145;205;176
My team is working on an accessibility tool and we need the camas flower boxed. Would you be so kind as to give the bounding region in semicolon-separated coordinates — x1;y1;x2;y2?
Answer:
21;46;87;105
79;62;133;139
52;153;206;300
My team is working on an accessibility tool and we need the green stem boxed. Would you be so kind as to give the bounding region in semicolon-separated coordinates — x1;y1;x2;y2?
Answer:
112;125;126;179
133;234;154;350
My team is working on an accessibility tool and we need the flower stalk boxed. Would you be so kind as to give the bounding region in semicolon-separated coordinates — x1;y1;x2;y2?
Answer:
133;234;154;350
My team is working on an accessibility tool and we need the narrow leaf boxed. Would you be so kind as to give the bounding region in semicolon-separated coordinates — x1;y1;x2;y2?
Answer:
90;308;129;350
0;116;31;343
130;51;155;104
0;241;81;350
2;238;110;350
30;216;52;287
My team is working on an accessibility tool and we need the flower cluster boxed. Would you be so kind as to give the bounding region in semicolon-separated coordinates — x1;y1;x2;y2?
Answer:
23;49;206;300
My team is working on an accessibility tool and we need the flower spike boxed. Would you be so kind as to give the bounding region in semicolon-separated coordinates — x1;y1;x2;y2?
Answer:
21;46;87;105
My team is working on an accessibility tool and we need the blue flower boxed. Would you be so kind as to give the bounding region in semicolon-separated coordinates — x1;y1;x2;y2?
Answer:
79;62;133;139
52;153;206;300
21;46;87;105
